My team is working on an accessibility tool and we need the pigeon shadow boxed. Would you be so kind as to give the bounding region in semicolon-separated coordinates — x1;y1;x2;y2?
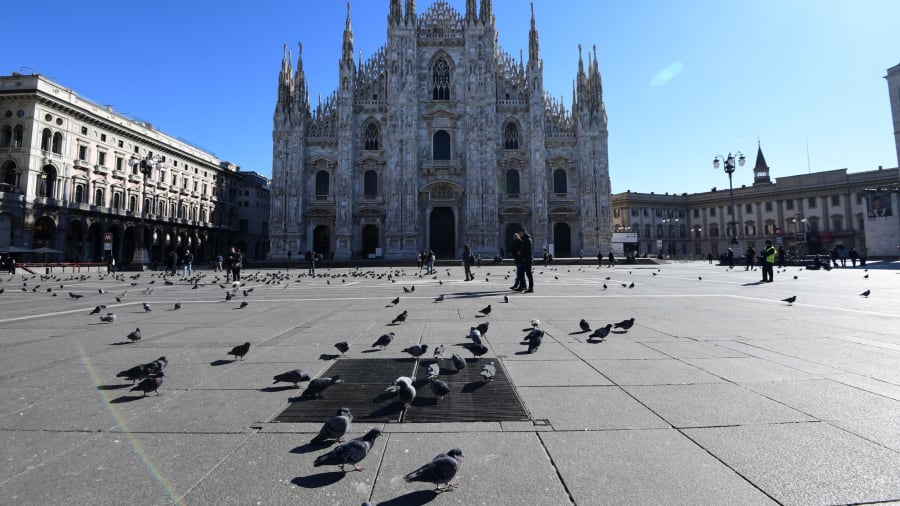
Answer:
290;442;332;455
569;330;590;335
291;471;346;488
210;359;234;366
376;489;439;505
109;395;145;403
742;281;766;286
109;341;133;346
366;402;403;419
514;350;534;355
259;385;299;393
586;338;606;344
319;353;340;361
461;381;488;393
97;384;130;390
438;367;460;375
610;330;629;335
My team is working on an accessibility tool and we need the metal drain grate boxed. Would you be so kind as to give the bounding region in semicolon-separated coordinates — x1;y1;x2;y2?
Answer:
272;358;529;423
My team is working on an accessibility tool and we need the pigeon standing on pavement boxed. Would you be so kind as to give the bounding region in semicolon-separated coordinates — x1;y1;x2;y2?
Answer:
228;342;251;361
431;379;451;400
313;428;382;472
480;362;496;382
476;322;489;336
589;324;612;340
303;375;344;398
404;448;463;491
100;313;116;323
143;302;152;312
89;305;104;315
527;328;543;354
467;328;482;345
310;407;353;444
173;302;182;310
432;344;446;360
579;319;591;332
334;341;350;355
463;342;488;360
395;376;416;408
478;304;492;316
860;290;870;297
425;362;440;380
392;311;408;324
402;344;429;358
372;332;395;349
130;373;164;397
272;369;310;387
451;353;466;372
781;296;797;306
613;318;635;331
126;328;141;343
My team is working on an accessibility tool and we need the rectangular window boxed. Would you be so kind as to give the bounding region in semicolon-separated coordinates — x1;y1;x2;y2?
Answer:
116;156;123;172
655;208;662;218
693;209;699;218
643;208;648;217
97;151;106;167
765;202;773;212
631;208;638;217
786;199;794;210
745;203;752;213
172;174;177;185
78;145;87;161
856;193;863;204
159;170;165;183
833;219;842;232
202;183;207;195
80;126;88;135
808;197;817;208
118;140;124;148
710;207;716;217
100;134;107;142
831;195;840;206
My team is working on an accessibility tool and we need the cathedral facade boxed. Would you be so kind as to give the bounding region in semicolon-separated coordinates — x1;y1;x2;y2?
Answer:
269;0;612;261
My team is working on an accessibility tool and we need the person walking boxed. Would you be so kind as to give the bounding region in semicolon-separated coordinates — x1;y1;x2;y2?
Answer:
727;248;734;268
511;232;524;291
744;245;756;270
167;250;179;276
462;244;475;281
520;229;535;293
215;254;224;272
777;246;786;268
182;249;194;276
608;251;615;266
761;240;777;283
543;247;550;267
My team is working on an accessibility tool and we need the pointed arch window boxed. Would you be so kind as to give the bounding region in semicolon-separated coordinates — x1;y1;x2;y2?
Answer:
41;129;52;151
363;170;378;197
503;123;519;150
552;169;568;194
315;170;330;197
432;58;450;100
506;169;520;195
433;130;451;160
364;122;379;150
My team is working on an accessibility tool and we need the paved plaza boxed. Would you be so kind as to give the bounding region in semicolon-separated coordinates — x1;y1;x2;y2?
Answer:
1;259;899;505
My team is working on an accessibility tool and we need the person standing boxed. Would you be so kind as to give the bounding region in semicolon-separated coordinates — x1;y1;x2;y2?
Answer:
307;250;316;276
511;232;524;290
462;244;475;281
167;250;178;276
425;249;436;275
8;256;15;275
761;240;776;283
849;247;859;267
744;245;755;270
608;251;615;266
215;254;224;272
520;229;534;292
707;252;713;264
543;247;550;267
230;247;243;282
777;246;786;268
727;248;734;268
182;249;193;276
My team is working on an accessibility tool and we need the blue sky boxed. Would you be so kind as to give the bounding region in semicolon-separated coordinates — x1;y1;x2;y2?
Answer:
5;0;899;194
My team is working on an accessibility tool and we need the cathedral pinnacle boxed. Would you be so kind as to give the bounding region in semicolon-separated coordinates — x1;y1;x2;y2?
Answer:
342;2;354;64
480;0;493;25
528;2;540;61
405;0;416;24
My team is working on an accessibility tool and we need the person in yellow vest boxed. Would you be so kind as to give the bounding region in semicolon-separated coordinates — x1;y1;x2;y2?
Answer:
761;239;777;283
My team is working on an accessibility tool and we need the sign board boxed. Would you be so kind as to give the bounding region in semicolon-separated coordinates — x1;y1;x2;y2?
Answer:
774;227;782;236
103;233;112;251
775;236;783;245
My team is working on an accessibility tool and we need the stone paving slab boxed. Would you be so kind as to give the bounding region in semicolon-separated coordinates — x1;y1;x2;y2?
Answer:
684;422;900;505
832;415;900;452
518;386;669;430
541;429;778;505
503;359;613;386
681;356;821;383
589;358;725;385
742;378;900;421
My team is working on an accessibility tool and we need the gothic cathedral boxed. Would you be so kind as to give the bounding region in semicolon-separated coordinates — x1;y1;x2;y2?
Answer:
269;0;611;260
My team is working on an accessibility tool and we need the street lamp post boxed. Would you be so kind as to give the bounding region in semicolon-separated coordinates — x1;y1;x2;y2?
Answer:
128;153;162;269
713;152;746;246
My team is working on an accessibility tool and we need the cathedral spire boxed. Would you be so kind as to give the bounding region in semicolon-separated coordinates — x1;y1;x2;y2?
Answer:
466;0;477;24
295;42;307;106
342;2;354;65
480;0;493;25
528;3;540;61
389;0;402;25
753;140;772;185
405;0;416;25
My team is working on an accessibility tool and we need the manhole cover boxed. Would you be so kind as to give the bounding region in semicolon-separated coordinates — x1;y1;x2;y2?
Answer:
272;358;529;423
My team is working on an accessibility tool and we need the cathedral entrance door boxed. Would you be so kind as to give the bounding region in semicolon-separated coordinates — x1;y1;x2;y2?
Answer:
553;222;572;257
362;225;379;256
313;225;331;257
429;207;455;259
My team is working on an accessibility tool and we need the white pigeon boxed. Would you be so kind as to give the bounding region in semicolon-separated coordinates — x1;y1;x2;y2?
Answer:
100;313;116;323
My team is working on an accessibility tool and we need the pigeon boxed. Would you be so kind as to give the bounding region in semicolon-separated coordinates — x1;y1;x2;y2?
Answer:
225;292;233;301
527;329;543;354
69;292;83;299
403;286;410;293
313;428;382;472
173;302;182;310
782;296;797;306
530;319;540;328
628;282;635;288
390;296;400;305
272;369;310;387
434;294;445;302
589;324;612;340
143;302;152;312
478;304;492;316
860;290;870;297
480;362;496;382
100;313;116;323
476;322;489;336
433;344;446;359
372;332;394;349
467;328;482;345
89;305;104;315
392;311;408;324
303;375;344;398
613;318;635;331
310;407;353;444
463;342;488;359
395;376;416;408
147;356;168;373
451;353;466;372
228;342;251;361
503;294;509;303
425;362;440;380
431;379;451;400
402;344;429;358
334;341;350;355
579;319;591;332
126;328;141;343
404;449;463;491
117;364;150;383
130;373;164;397
239;301;249;309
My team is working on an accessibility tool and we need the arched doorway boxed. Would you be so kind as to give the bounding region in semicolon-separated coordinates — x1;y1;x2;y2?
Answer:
553;222;572;257
87;222;104;262
313;225;331;257
505;223;522;256
429;207;455;259
33;217;56;249
362;224;379;257
66;220;84;262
